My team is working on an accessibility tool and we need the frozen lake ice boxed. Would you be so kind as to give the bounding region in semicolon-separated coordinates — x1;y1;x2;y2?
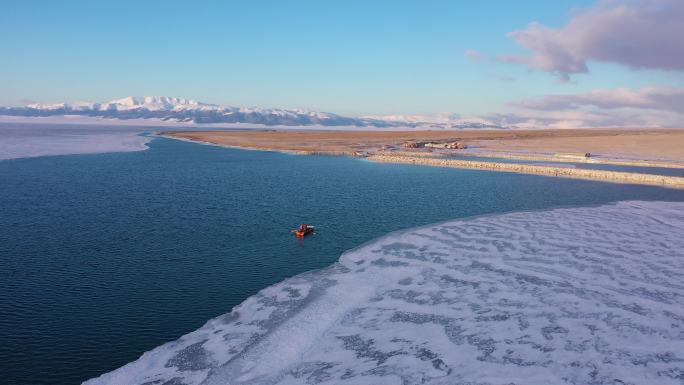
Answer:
85;200;684;385
0;123;149;160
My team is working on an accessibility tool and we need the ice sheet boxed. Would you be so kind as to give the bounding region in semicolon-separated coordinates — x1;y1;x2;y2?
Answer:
0;125;149;160
84;201;684;385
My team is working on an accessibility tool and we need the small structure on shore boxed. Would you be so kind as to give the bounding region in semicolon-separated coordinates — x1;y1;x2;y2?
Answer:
425;141;466;149
403;141;466;149
555;152;592;160
403;141;427;148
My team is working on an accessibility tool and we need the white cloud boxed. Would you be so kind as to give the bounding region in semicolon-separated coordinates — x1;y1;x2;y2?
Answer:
500;0;684;80
488;106;684;128
510;86;684;113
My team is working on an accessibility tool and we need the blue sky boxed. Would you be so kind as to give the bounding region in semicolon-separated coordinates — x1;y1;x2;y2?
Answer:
1;0;682;121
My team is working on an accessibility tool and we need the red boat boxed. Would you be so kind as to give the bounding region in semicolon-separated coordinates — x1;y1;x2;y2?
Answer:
292;224;315;238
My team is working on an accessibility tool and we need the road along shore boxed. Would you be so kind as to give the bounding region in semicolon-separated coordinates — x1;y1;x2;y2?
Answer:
366;154;684;189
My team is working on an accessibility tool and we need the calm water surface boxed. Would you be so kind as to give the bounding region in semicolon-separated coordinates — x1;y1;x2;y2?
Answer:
1;137;683;385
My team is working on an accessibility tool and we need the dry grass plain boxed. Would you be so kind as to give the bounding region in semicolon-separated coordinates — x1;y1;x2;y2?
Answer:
166;129;684;163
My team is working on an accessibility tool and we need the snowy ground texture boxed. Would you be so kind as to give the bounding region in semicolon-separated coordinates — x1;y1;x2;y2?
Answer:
85;201;684;385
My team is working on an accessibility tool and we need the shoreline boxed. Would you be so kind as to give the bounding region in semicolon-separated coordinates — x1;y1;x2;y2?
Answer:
445;150;684;169
366;154;684;189
156;133;357;156
161;129;684;189
84;201;684;385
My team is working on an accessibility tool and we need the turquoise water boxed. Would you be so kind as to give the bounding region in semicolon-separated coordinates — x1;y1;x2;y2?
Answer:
1;136;683;385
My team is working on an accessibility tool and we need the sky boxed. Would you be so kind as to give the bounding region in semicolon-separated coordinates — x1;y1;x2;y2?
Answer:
1;0;683;127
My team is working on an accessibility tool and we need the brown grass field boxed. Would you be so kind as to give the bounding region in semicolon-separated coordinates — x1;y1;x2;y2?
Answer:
165;128;684;163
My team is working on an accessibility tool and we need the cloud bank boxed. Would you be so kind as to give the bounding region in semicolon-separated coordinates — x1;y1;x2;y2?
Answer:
511;86;684;113
500;86;684;128
501;0;684;80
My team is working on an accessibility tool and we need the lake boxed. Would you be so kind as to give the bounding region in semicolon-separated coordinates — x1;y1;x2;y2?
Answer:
1;133;683;385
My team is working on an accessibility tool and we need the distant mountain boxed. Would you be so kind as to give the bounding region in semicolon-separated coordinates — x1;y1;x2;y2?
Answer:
25;96;219;112
363;114;506;129
0;96;509;129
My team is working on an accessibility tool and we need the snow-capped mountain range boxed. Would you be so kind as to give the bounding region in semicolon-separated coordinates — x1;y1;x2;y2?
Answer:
0;96;508;129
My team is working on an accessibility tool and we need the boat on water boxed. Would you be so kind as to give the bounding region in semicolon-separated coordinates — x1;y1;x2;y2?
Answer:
292;224;315;238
